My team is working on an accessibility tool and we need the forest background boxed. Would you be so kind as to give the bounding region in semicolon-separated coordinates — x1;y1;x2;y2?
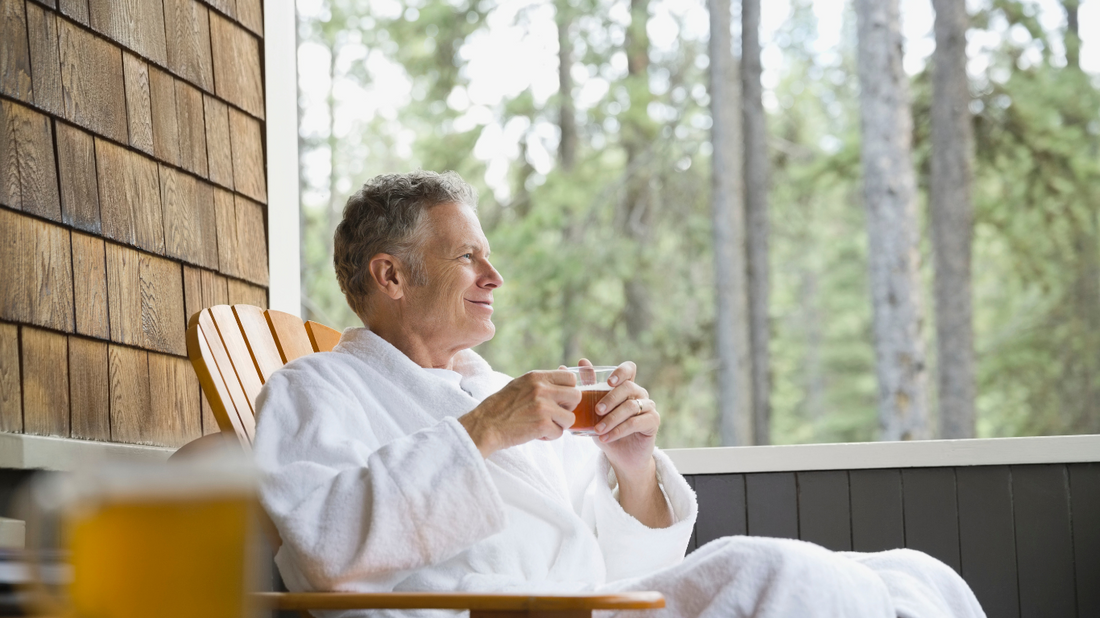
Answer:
294;0;1100;448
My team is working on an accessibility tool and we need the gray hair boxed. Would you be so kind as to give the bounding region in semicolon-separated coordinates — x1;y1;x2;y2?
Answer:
334;170;478;318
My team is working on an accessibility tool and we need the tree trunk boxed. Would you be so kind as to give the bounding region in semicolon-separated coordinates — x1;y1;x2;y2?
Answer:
855;0;929;441
930;0;975;439
709;0;753;446
742;0;771;445
1064;0;1080;69
557;0;580;364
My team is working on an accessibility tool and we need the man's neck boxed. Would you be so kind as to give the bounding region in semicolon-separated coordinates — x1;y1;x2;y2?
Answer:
364;316;461;370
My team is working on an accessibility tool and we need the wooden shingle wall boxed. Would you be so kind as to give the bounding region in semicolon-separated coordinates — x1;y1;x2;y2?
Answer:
0;0;269;448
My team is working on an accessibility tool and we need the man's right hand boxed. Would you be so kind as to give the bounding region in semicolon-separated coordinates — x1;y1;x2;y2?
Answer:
458;371;581;458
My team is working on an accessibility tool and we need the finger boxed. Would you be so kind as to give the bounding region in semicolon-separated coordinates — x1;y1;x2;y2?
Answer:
600;408;659;443
596;397;648;435
578;358;593;368
543;369;578;387
549;406;576;432
596;381;648;416
542;415;568;440
608;361;637;387
546;383;582;409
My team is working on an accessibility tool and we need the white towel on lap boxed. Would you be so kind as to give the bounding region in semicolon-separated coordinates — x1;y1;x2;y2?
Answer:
253;327;984;618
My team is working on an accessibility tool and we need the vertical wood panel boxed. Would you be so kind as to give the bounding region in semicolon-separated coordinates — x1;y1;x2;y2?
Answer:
163;0;214;90
26;3;64;116
148;352;202;446
106;243;186;355
235;195;268;284
160;166;217;268
227;278;267;308
0;323;21;433
957;466;1019;618
746;472;798;539
58;19;127;143
71;232;109;339
58;0;90;25
149;67;181;167
108;343;150;444
96;139;165;253
901;467;961;572
6;100;61;220
0;0;33;103
214;186;240;275
203;94;233;189
68;336;110;440
21;326;69;437
796;470;851;551
1069;463;1100;618
1013;464;1076;618
228;107;266;202
175;80;208;176
56;122;102;232
122;52;154;154
210;13;264;118
0;211;75;331
694;474;746;547
87;0;168;66
849;469;905;552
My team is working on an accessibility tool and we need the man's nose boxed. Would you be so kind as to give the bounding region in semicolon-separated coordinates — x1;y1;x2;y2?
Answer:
481;261;503;289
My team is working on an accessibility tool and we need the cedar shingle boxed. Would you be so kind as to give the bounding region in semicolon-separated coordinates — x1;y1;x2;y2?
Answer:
72;231;110;339
106;243;186;355
69;336;110;440
21;326;70;437
149;66;181;167
235;195;268;285
203;95;233;189
0;323;20;433
58;19;127;143
1;100;61;221
88;0;168;66
108;343;150;444
227;278;266;308
163;0;214;91
210;12;264;119
228;107;266;202
236;0;262;37
56;122;102;232
26;3;63;116
175;79;209;176
0;210;75;331
0;0;33;103
96;138;165;253
148;352;202;446
160;166;218;268
58;0;90;25
213;186;239;276
122;52;154;154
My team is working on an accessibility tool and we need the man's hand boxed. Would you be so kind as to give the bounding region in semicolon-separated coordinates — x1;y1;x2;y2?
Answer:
459;371;581;458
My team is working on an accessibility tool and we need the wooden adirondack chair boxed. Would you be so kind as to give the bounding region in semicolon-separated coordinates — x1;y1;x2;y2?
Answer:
183;304;665;617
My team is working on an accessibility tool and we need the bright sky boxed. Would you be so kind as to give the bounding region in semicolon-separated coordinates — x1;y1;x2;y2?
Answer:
297;0;1100;200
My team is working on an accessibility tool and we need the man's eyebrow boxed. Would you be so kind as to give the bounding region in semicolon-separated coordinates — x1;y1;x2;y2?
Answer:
457;243;487;255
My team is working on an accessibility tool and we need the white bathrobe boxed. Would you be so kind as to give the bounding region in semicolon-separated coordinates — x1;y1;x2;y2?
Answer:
254;328;985;618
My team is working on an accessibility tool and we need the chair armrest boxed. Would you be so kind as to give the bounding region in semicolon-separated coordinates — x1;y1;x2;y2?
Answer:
252;591;665;611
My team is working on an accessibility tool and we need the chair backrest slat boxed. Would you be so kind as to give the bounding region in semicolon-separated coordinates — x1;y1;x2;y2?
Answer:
191;310;257;445
305;321;342;353
234;304;284;383
208;305;265;412
266;310;315;364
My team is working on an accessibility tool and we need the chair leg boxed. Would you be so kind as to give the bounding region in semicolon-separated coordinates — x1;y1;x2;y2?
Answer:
469;612;592;618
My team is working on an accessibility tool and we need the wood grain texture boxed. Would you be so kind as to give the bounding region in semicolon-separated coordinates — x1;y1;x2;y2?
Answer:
796;470;851;551
209;304;262;409
305;321;341;353
148;351;202;446
122;52;154;154
236;195;268;284
213;186;239;275
55;122;102;232
849;469;905;552
0;210;75;331
183;265;230;435
87;0;168;66
29;0;57;10
175;79;209;176
58;0;90;25
71;232;109;338
234;304;283;382
0;0;33;102
96;138;165;253
227;278;267;309
3;100;61;220
108;343;150;444
235;0;262;37
746;472;798;539
228;107;266;202
901;467;960;572
1012;464;1076;618
202;0;235;19
203;94;233;188
210;12;264;119
58;19;127;143
68;335;110;440
160;165;217;268
0;323;21;433
694;474;746;547
192;308;254;442
21;326;69;437
0;100;19;208
106;243;186;355
149;66;181;166
26;3;64;116
1069;463;1100;618
163;0;214;90
956;466;1018;618
264;309;312;364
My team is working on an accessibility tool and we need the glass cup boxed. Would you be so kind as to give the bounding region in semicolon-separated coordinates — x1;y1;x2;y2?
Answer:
565;366;617;436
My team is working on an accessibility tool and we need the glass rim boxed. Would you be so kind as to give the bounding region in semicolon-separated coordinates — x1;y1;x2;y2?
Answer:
564;365;618;372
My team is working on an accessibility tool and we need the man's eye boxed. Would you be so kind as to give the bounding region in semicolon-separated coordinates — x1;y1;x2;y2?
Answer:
460;253;473;259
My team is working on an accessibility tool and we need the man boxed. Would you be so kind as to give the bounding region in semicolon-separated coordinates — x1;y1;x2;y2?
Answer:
254;171;984;617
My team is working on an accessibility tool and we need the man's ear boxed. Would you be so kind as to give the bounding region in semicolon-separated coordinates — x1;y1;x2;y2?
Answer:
367;254;405;300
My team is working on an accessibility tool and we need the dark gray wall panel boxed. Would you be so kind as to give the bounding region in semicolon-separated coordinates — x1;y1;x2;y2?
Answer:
957;466;1018;618
1013;465;1076;618
902;467;961;572
746;472;798;539
1069;463;1100;618
694;474;746;547
797;470;852;551
850;469;905;552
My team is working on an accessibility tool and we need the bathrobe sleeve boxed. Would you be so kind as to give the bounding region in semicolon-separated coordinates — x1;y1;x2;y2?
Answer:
252;360;508;592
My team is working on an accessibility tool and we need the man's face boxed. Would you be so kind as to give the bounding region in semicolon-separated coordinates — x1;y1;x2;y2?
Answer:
401;201;503;352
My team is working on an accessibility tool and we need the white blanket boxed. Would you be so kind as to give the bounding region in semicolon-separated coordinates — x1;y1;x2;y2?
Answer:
253;328;984;618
